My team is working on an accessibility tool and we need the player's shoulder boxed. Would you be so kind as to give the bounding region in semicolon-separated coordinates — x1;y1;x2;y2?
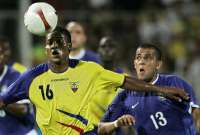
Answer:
21;63;49;79
84;50;101;63
85;49;99;57
116;89;129;99
160;73;184;81
6;65;21;78
12;62;27;73
78;59;103;70
159;73;190;86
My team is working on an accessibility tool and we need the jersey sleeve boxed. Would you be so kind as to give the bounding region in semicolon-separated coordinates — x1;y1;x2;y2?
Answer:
95;69;125;92
101;90;127;122
0;71;32;105
170;76;199;109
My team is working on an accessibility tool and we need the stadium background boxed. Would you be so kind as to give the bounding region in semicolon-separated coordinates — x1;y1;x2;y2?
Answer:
0;0;199;110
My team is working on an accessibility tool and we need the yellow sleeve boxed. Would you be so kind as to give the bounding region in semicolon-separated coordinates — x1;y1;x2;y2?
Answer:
95;69;125;92
12;62;27;73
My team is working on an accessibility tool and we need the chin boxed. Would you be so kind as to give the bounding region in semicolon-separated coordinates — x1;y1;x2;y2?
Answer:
51;59;62;65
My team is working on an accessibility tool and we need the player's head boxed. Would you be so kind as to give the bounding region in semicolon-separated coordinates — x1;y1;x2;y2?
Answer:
0;37;11;66
98;36;116;61
134;43;162;82
65;21;86;50
45;27;72;64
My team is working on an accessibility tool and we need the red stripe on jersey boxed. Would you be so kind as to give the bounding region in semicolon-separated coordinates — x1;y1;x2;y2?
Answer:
36;8;51;31
57;121;84;135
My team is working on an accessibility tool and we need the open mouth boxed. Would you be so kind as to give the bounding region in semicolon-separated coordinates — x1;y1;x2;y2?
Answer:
139;68;145;73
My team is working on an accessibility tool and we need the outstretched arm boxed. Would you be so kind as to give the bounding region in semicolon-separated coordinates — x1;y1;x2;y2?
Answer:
192;108;200;132
122;76;189;102
98;114;135;135
0;99;5;108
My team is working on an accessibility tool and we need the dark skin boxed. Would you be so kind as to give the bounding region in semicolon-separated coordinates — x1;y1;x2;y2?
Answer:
98;36;117;71
0;40;28;117
0;31;189;110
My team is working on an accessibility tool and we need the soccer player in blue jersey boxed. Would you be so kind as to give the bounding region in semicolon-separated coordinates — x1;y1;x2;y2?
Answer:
98;43;200;135
66;21;101;63
0;40;36;135
0;28;189;135
0;37;27;73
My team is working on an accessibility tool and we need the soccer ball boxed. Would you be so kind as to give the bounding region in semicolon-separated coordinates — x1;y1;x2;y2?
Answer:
24;2;58;36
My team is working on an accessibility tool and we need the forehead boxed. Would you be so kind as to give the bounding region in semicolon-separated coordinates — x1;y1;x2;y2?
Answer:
99;38;114;47
136;48;156;55
46;32;65;40
67;23;84;32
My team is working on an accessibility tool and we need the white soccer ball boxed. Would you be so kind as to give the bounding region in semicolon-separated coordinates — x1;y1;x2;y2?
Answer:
24;2;58;36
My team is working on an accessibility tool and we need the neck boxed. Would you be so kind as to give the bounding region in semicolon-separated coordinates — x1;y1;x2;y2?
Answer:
49;60;69;73
148;73;158;84
70;48;83;57
102;60;115;70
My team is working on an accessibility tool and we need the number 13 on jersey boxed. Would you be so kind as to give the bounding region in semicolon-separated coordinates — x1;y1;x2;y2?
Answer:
150;111;167;130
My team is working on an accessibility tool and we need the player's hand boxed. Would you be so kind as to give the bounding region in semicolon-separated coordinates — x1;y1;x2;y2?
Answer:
115;114;135;127
161;87;189;102
0;100;5;109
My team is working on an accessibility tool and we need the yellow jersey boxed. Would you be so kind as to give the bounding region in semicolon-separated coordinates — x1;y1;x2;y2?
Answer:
88;68;124;125
2;59;125;135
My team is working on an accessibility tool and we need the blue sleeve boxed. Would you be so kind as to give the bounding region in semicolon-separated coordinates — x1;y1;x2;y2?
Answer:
0;71;33;104
0;63;49;105
170;76;197;104
101;90;127;122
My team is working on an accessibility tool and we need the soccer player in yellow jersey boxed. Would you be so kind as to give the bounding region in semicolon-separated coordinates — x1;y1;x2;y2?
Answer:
88;36;126;125
0;27;189;135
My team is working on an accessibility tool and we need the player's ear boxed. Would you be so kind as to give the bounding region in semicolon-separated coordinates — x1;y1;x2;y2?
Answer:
156;60;162;70
67;43;72;52
133;56;136;69
44;45;49;55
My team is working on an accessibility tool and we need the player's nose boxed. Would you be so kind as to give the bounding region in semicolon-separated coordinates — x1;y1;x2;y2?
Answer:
51;41;59;49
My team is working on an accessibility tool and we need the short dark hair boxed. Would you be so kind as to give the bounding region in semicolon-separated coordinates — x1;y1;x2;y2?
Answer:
0;36;9;43
136;43;162;60
51;26;71;43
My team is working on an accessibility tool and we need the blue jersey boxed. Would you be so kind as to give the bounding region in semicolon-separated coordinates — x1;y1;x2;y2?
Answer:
102;74;198;135
81;50;101;64
0;66;35;135
69;49;101;64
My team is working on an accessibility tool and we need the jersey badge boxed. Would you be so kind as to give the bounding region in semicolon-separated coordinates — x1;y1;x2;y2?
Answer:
69;81;80;92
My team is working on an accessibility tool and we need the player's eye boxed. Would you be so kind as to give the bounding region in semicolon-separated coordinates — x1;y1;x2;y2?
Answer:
46;40;52;45
75;30;81;34
136;55;141;60
144;54;153;60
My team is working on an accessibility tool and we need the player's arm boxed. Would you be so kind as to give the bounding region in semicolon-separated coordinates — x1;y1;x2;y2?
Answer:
170;76;200;131
97;67;189;102
4;103;29;116
122;76;189;102
0;72;30;109
98;114;135;135
98;90;133;135
192;108;200;132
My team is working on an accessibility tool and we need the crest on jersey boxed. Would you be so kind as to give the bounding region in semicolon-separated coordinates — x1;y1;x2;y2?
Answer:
69;81;80;92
